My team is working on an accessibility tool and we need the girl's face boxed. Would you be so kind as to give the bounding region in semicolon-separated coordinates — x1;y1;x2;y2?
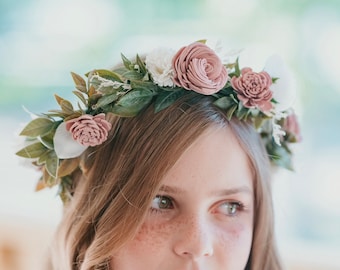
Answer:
111;127;254;270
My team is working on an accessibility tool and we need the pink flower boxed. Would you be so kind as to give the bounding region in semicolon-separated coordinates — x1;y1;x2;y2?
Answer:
231;68;273;112
65;113;112;147
283;112;302;142
172;42;228;95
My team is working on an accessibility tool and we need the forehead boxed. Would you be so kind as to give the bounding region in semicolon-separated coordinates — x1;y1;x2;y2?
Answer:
161;126;254;193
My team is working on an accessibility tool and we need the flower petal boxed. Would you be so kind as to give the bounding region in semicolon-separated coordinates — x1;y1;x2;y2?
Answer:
264;55;296;111
54;122;88;159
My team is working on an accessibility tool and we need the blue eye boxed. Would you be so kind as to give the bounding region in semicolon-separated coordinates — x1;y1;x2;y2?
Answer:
151;195;174;210
220;202;243;216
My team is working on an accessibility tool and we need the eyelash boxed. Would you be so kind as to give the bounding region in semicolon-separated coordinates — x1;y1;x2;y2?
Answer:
150;195;246;217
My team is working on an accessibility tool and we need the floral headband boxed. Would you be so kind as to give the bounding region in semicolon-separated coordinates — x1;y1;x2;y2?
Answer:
16;40;301;202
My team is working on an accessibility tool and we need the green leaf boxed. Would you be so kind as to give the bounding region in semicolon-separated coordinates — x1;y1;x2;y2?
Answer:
267;140;293;170
42;167;57;187
58;157;79;177
94;93;119;109
234;58;241;77
37;150;50;165
226;104;238;120
236;102;249;120
214;96;236;110
16;142;48;158
92;69;123;83
121;70;144;80
20;118;55;138
136;54;147;75
73;90;87;106
121;53;132;70
45;151;59;178
111;89;154;117
154;89;186;113
196;39;207;44
60;100;74;114
71;72;87;93
39;131;55;150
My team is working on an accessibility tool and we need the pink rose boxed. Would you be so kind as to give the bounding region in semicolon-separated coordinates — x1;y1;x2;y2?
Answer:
231;68;273;112
65;113;112;147
283;112;302;142
172;42;228;95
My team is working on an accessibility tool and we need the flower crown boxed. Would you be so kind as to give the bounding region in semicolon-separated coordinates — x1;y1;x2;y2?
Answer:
16;40;301;202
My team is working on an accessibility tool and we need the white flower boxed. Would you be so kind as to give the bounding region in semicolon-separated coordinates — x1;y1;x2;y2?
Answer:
145;47;175;87
54;122;88;159
264;55;296;112
272;120;286;146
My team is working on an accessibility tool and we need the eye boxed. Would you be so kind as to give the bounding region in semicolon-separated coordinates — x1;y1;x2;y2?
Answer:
219;201;243;216
151;195;174;211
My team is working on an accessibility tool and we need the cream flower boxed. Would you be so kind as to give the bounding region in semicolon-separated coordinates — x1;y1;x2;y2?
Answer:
145;47;175;87
54;122;88;159
264;55;296;112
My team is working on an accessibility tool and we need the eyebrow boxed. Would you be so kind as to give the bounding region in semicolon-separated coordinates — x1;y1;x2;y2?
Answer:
159;184;253;197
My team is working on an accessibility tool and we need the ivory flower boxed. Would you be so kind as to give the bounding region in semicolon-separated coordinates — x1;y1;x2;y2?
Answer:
54;122;88;159
145;47;175;87
172;42;228;95
264;55;296;112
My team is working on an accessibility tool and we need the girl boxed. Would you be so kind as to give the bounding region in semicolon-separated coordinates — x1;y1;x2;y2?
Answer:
16;40;300;269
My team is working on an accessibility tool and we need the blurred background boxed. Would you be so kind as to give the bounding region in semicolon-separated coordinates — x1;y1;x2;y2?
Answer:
1;0;340;269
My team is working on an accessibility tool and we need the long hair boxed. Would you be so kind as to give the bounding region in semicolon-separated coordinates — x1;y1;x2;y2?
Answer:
50;93;282;270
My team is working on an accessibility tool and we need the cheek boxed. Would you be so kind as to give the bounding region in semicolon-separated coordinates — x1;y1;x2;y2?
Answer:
129;221;175;253
216;222;253;258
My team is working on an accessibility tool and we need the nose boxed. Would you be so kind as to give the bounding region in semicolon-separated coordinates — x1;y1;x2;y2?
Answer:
173;215;214;259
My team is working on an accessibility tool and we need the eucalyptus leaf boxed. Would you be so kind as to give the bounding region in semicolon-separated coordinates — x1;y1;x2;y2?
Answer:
16;142;48;158
111;89;154;117
20;117;55;138
214;96;236;110
121;70;144;80
45;151;59;178
154;89;186;113
94;94;119;109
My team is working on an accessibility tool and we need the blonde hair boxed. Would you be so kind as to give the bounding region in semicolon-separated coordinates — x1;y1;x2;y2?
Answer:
50;93;282;270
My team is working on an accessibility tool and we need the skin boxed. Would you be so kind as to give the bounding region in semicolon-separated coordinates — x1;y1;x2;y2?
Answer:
111;127;254;270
